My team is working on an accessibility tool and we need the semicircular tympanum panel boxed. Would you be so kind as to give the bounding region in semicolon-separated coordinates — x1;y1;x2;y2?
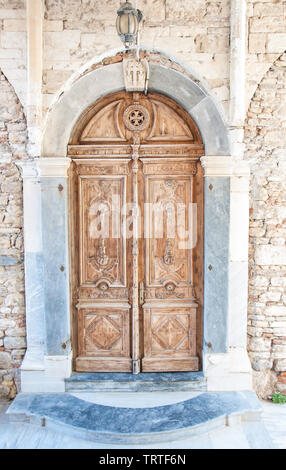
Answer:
68;91;204;157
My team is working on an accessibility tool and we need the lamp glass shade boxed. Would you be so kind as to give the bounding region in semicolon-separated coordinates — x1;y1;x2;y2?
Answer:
116;1;141;47
117;12;137;35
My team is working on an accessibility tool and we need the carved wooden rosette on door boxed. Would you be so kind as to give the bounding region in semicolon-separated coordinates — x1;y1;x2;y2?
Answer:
69;91;204;373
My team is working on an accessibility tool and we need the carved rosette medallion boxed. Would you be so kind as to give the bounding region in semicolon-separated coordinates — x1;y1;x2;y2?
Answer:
123;103;150;132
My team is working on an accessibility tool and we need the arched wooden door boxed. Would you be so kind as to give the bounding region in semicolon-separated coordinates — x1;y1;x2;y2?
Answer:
69;91;204;373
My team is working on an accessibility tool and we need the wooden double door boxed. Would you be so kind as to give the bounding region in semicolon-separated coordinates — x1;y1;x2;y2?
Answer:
69;91;204;373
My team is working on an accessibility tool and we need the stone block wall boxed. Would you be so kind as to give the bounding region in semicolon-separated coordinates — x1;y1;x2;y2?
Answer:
245;52;286;399
42;0;231;118
0;1;27;109
0;69;27;399
246;0;286;107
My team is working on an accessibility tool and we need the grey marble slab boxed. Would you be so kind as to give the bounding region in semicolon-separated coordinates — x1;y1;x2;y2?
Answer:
41;177;71;356
66;371;205;383
204;177;230;354
7;391;263;445
65;372;207;392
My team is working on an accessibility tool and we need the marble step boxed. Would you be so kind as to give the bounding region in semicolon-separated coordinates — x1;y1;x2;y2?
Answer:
65;371;207;392
6;391;274;447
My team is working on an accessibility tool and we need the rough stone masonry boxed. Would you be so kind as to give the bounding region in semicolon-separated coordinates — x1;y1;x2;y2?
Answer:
0;69;27;399
245;52;286;399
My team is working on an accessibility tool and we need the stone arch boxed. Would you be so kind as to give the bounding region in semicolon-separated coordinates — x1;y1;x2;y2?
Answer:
245;50;286;398
246;51;286;112
41;51;230;158
23;50;251;393
0;69;28;399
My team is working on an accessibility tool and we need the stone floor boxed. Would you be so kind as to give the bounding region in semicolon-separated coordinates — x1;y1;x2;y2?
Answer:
0;395;285;449
260;400;286;449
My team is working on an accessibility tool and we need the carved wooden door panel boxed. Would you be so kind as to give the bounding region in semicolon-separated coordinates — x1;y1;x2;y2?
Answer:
69;91;204;373
141;159;199;372
74;159;132;372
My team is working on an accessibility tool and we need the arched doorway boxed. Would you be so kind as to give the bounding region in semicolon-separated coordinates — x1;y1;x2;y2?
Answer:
68;91;205;373
20;55;253;393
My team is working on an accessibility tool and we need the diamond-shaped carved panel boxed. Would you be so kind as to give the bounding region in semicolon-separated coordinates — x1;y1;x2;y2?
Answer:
152;316;188;351
79;308;130;360
86;315;122;351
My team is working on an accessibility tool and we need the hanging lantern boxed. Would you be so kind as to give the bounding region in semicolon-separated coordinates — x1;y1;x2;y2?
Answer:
116;1;143;48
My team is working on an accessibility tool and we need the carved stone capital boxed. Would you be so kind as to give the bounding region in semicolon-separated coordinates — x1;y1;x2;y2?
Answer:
200;156;233;177
37;157;71;177
201;156;250;178
15;159;39;179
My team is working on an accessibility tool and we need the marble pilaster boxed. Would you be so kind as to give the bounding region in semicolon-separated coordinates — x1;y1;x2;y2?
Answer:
16;160;46;391
37;158;72;387
201;156;252;391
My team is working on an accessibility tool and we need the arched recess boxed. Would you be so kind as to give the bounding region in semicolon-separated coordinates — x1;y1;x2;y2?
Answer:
25;54;239;390
68;90;205;373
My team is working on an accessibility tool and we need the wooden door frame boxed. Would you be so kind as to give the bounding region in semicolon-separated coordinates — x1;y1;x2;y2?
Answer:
68;91;205;373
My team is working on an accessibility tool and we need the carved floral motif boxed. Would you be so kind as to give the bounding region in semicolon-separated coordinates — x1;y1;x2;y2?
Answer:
80;287;129;300
123;103;150;132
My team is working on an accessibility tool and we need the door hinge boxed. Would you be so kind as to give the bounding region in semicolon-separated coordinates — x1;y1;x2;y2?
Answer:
139;281;145;306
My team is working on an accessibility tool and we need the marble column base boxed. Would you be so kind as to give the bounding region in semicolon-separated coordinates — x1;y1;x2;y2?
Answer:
204;349;253;392
21;351;72;393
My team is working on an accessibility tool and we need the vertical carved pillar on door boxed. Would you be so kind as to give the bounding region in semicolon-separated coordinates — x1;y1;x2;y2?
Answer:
131;133;140;374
